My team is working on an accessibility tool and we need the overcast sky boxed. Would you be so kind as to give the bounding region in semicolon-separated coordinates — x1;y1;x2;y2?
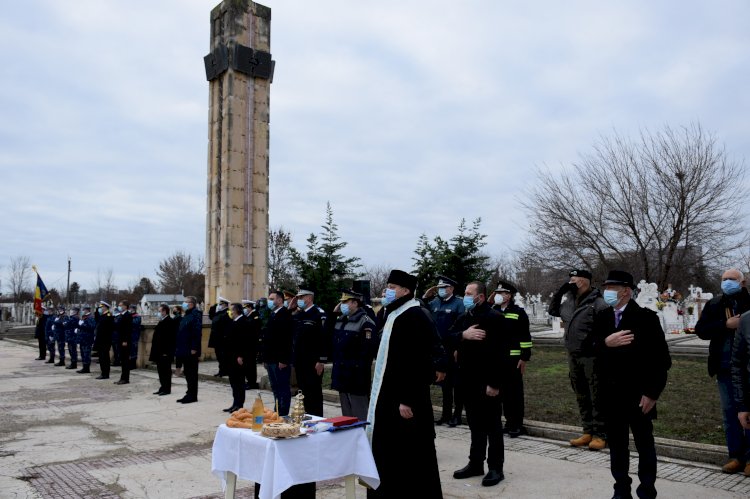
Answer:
1;0;749;293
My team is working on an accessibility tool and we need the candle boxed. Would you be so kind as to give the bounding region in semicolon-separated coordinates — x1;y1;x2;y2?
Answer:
275;398;279;416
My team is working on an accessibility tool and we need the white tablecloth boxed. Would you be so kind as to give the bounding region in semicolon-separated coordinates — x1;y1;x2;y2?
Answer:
211;424;380;499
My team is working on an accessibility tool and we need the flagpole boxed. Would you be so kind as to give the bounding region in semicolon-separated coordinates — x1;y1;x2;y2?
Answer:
66;257;71;306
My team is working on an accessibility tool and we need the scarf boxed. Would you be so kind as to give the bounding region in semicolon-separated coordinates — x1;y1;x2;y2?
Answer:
366;298;420;442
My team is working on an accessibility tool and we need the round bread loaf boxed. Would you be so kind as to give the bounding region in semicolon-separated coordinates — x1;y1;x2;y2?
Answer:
261;422;301;438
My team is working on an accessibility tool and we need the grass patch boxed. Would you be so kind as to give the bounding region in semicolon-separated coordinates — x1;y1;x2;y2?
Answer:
521;346;724;445
320;345;725;446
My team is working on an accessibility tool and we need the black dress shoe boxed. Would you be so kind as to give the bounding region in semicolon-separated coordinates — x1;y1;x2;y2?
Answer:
46;359;55;363
54;361;65;366
507;428;522;438
453;463;484;479
158;391;170;396
153;390;163;395
448;417;461;427
180;397;198;404
114;380;129;385
35;356;45;360
434;418;448;426
95;375;109;380
176;397;186;403
223;406;235;412
482;469;504;487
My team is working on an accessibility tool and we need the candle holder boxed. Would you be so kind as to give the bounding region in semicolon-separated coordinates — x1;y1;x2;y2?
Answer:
290;390;305;424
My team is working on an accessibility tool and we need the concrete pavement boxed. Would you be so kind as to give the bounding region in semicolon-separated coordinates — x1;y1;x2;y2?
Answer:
1;339;749;498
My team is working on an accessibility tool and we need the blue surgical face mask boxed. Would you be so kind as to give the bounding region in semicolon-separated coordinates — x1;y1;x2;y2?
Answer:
437;288;447;298
383;288;397;305
283;300;289;308
117;306;124;312
722;279;742;295
603;289;620;306
267;300;275;310
297;299;306;309
463;295;477;311
340;303;350;316
97;307;104;314
182;302;189;310
243;308;251;316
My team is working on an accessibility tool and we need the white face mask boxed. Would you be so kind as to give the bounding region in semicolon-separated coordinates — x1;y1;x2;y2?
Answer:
494;294;505;305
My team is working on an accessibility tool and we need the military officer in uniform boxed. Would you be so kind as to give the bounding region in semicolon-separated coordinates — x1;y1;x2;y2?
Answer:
331;290;378;421
490;281;532;437
34;306;49;360
76;306;96;373
114;300;133;385
292;286;327;416
63;307;81;370
423;275;465;426
128;304;142;369
44;306;56;363
94;302;115;379
53;306;67;366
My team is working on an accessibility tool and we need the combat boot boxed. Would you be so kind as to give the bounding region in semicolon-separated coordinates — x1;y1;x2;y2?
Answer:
46;356;55;364
589;436;607;450
76;364;91;374
54;360;65;366
569;433;593;447
66;361;77;370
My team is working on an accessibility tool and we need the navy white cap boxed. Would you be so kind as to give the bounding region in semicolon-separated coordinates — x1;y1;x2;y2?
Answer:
436;275;458;288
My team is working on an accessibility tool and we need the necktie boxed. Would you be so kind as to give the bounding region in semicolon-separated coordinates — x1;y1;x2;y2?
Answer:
614;309;622;328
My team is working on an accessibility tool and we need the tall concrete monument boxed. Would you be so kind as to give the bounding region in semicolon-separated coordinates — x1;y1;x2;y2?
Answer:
203;0;274;305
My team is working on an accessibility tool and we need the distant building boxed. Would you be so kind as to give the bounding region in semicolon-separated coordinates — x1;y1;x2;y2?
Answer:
139;294;186;316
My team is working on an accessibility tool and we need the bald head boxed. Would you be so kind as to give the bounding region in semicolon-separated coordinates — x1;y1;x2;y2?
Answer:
722;268;745;283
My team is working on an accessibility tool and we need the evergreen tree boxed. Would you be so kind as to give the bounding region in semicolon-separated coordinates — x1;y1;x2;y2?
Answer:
412;218;492;295
291;203;360;311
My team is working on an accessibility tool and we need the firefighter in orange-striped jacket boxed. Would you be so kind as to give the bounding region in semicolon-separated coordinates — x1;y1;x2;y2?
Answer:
490;281;531;438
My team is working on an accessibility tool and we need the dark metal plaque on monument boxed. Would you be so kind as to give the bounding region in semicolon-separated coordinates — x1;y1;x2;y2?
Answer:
204;45;229;81
233;44;274;80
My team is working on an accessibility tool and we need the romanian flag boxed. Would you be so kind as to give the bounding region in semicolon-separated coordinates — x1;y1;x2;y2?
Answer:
32;266;49;314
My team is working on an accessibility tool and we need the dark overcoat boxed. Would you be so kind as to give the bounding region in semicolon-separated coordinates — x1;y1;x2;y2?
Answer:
593;300;672;417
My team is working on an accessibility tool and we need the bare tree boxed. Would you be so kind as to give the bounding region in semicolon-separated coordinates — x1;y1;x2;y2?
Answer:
93;268;116;303
361;264;392;297
156;251;194;294
7;256;31;301
268;226;297;292
523;123;747;290
154;251;205;300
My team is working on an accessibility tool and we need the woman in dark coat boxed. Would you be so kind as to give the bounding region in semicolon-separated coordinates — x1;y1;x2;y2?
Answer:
150;303;177;395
